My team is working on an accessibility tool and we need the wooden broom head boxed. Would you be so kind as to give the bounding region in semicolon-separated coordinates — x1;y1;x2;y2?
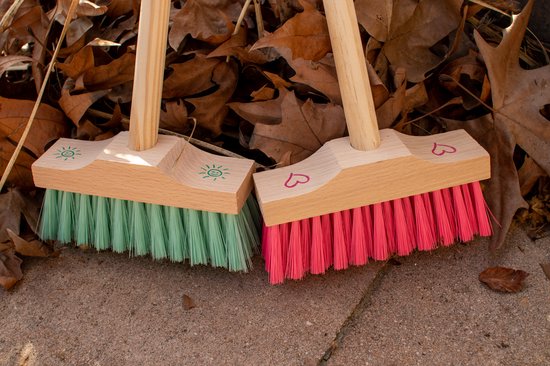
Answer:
32;132;255;214
253;128;490;226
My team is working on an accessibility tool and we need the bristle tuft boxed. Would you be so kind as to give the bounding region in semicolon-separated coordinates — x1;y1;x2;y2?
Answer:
372;203;389;261
470;182;492;236
350;207;368;266
286;221;305;280
452;186;474;242
310;216;326;274
332;211;348;270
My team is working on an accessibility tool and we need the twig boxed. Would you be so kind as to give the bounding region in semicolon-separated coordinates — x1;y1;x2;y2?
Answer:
0;0;79;192
0;0;25;33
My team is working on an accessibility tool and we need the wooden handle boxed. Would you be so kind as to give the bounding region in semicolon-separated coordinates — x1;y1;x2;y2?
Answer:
128;0;171;151
323;0;380;151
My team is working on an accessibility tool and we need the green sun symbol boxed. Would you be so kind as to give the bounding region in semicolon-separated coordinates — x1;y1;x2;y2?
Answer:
199;164;230;181
54;146;81;161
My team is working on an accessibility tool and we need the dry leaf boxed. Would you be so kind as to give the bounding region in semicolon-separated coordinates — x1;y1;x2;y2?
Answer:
228;89;285;125
288;56;341;104
183;294;196;310
6;229;53;257
0;189;40;243
0;98;68;187
59;79;109;125
163;55;219;99
82;52;135;91
0;55;33;77
479;267;529;293
355;0;463;82
251;1;330;61
0;248;23;290
249;91;345;163
160;100;189;134
540;263;550;281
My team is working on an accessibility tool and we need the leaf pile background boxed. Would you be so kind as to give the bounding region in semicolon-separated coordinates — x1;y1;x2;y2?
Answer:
0;0;548;288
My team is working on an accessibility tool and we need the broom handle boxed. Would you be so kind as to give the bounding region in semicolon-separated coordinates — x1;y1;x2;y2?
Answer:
323;0;380;151
128;0;171;151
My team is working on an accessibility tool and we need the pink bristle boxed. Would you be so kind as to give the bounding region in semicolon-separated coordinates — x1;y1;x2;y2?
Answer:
280;222;290;274
362;205;374;259
350;207;368;266
451;185;474;242
402;196;417;250
421;193;437;250
301;218;311;272
413;194;436;251
382;201;396;254
262;224;270;270
431;189;455;246
442;188;457;238
322;214;333;269
265;225;284;285
461;184;478;233
470;182;493;236
372;203;389;260
342;209;352;258
332;211;349;270
393;198;413;256
310;216;326;274
285;220;305;280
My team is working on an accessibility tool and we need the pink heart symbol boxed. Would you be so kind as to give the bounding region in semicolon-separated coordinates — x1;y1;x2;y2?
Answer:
432;142;457;156
284;173;311;188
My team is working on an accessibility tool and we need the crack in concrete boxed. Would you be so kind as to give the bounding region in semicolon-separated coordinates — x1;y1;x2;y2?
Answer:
318;263;392;365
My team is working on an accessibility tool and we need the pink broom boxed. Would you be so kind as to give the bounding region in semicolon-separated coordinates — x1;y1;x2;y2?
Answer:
253;0;492;284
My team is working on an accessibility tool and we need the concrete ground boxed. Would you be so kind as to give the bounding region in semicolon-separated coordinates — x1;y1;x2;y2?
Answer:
0;227;548;365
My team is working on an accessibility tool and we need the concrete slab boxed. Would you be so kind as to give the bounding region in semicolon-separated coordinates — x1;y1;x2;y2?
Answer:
0;247;383;365
327;229;550;366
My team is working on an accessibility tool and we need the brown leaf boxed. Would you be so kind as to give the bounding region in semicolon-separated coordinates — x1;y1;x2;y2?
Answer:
163;55;219;99
0;189;41;243
6;229;52;257
228;90;285;125
183;294;196;310
208;27;270;64
160;100;189;134
479;267;529;293
355;0;463;82
83;52;136;91
288;56;341;104
186;60;238;135
249;91;346;163
0;98;68;187
0;55;33;77
540;263;550;281
59;79;109;125
0;248;23;290
251;3;330;61
56;45;95;80
169;0;241;49
519;157;546;196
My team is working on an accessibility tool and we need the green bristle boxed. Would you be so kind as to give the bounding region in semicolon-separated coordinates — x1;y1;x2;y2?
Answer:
246;195;262;233
184;208;208;266
111;199;129;253
148;204;168;260
129;201;150;256
57;191;76;244
202;211;227;268
39;189;60;241
240;199;261;250
165;206;186;262
223;214;249;272
94;196;111;250
76;194;94;246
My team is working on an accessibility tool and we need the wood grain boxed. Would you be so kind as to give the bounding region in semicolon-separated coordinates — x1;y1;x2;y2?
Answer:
32;133;255;214
253;129;490;226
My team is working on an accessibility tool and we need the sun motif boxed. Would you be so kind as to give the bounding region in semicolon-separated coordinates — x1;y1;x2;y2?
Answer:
54;146;81;160
199;164;230;181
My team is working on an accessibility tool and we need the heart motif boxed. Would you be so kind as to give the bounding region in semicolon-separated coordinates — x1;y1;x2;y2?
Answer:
432;142;457;156
284;173;311;188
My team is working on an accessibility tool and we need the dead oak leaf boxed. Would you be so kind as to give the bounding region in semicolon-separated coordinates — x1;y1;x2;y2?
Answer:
250;91;345;164
0;248;23;290
479;267;529;293
355;0;463;82
288;56;341;104
59;79;109;126
169;0;241;49
228;89;286;126
163;55;218;99
82;52;136;91
251;2;330;61
0;189;41;243
6;229;54;257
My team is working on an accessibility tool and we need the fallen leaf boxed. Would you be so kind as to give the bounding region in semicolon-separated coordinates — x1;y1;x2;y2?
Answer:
288;56;341;104
540;263;550;281
249;91;346;163
0;248;23;290
479;267;529;293
56;45;95;80
6;229;52;257
82;52;136;91
251;1;330;61
163;55;219;99
355;0;463;82
228;89;285;125
59;79;109;125
519;157;546;196
160;100;189;134
183;294;196;310
0;189;40;242
0;55;33;77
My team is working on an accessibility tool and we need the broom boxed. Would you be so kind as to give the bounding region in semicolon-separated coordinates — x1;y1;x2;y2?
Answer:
27;0;260;271
253;0;493;284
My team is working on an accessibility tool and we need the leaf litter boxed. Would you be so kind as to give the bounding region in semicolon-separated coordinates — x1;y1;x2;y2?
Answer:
0;0;548;288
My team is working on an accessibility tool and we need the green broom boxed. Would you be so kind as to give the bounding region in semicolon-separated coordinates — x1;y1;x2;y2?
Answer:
6;0;260;271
